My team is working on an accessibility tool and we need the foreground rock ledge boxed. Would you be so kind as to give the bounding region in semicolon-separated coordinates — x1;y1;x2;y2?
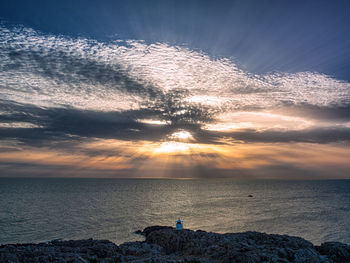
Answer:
1;226;350;263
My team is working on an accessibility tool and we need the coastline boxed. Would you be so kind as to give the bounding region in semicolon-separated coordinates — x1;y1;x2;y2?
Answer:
1;226;349;263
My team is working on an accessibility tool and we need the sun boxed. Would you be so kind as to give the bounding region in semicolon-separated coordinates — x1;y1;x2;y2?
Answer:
153;130;195;154
170;130;193;141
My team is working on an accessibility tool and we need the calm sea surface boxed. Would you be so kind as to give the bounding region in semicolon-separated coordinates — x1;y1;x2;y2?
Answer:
1;178;350;245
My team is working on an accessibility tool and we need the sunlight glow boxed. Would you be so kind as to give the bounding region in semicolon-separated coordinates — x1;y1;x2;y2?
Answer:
170;130;193;140
155;142;190;153
205;112;314;132
138;119;168;125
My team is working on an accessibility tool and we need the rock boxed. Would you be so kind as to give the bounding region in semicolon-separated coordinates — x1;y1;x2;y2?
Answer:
0;226;349;262
134;230;143;235
142;225;174;237
0;239;120;263
146;228;186;254
316;242;350;263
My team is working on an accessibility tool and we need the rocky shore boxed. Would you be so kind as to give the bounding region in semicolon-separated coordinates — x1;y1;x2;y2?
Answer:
1;226;350;263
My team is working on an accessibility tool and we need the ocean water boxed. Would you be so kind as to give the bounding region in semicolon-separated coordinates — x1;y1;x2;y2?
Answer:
0;178;350;245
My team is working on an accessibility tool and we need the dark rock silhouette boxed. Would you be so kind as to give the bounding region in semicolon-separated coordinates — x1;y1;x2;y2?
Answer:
1;226;349;262
316;242;350;263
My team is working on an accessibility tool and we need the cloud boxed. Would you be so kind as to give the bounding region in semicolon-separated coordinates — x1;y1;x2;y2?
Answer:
0;99;210;145
1;25;350;177
1;25;349;113
1;25;350;144
272;103;350;121
218;127;350;144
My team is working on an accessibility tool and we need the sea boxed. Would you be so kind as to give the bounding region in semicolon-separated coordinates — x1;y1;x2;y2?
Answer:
1;178;350;245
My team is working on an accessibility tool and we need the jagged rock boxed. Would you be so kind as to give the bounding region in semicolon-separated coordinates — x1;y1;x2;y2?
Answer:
0;226;349;262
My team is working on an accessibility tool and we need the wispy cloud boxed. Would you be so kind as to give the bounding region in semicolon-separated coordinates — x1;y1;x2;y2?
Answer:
1;25;349;111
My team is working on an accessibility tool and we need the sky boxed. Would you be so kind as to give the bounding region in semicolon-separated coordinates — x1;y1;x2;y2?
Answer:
0;0;350;178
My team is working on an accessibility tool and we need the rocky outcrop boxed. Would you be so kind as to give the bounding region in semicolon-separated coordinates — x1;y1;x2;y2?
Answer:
1;226;349;263
143;227;328;262
316;242;350;263
0;238;121;263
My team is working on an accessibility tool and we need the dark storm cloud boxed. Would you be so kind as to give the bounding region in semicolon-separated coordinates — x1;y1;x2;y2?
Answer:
221;128;350;144
2;98;350;146
0;99;214;147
